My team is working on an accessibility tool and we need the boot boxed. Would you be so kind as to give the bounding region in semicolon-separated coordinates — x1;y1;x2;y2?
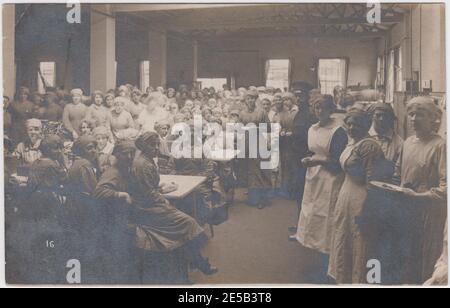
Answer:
193;257;218;276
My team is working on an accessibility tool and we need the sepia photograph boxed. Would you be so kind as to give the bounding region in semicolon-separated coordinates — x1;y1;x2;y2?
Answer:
1;1;448;289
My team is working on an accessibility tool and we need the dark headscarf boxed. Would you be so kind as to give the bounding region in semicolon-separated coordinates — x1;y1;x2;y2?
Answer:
345;107;372;133
245;89;259;98
72;135;96;157
112;140;136;157
39;134;64;156
368;102;396;119
135;131;160;153
311;94;336;112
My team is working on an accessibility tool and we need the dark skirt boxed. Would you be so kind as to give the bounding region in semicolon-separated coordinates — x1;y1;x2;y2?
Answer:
131;199;206;253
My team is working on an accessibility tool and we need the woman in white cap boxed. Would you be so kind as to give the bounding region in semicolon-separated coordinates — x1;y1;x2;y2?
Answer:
260;94;274;122
62;88;88;139
14;118;43;167
293;96;347;282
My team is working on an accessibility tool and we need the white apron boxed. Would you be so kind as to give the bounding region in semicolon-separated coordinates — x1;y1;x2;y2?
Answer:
296;121;345;254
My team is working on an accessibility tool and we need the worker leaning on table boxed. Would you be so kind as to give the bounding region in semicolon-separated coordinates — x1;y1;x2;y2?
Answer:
129;132;218;276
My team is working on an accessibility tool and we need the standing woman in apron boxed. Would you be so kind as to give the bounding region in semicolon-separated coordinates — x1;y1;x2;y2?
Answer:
328;107;386;284
294;95;347;281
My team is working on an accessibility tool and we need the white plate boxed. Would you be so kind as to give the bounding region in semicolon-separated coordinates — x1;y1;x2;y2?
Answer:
369;181;406;193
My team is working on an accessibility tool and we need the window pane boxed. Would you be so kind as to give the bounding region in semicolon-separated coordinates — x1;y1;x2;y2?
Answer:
318;59;347;95
140;60;150;92
265;59;290;90
37;62;56;94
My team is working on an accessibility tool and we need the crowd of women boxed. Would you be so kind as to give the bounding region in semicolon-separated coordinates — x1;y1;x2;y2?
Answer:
3;82;447;285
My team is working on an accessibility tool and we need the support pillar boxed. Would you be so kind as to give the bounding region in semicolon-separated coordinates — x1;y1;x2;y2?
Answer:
2;4;15;98
90;4;116;92
148;30;167;88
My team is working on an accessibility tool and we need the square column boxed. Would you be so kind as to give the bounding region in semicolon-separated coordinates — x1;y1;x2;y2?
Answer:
148;30;167;88
2;4;15;98
90;4;116;92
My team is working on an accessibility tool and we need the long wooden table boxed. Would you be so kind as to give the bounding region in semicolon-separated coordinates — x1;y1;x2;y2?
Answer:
160;175;207;199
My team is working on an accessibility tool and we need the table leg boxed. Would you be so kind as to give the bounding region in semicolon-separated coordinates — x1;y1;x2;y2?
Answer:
193;192;197;220
209;224;215;238
193;191;214;238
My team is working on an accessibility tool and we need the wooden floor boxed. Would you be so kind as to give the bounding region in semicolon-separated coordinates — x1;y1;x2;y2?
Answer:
190;189;328;285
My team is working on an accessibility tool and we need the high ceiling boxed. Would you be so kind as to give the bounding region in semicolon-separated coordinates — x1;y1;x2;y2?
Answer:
114;3;411;40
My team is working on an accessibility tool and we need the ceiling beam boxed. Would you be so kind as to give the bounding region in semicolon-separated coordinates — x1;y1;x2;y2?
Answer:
196;30;388;41
166;15;403;31
112;4;268;13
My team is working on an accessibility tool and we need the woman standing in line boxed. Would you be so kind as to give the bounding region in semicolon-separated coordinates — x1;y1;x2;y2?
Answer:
396;97;447;284
328;108;388;284
294;95;347;262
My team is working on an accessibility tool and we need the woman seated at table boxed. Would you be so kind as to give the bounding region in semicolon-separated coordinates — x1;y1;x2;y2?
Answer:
14;119;44;172
130;132;217;277
65;135;99;237
27;134;67;218
94;140;139;283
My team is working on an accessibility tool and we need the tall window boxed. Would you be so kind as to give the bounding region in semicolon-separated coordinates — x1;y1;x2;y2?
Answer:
37;61;56;94
318;58;347;95
265;59;290;90
197;78;227;91
140;60;150;92
375;56;385;88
